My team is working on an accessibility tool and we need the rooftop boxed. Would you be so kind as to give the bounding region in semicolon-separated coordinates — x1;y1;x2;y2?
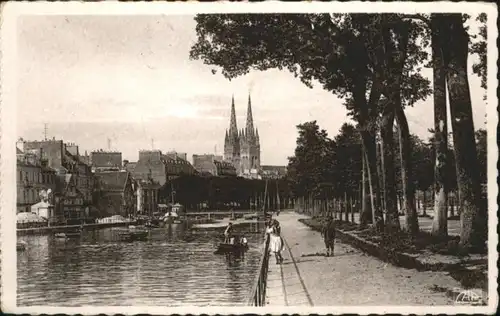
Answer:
95;171;130;191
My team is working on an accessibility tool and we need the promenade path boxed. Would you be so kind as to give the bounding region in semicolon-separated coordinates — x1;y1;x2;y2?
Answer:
265;211;465;306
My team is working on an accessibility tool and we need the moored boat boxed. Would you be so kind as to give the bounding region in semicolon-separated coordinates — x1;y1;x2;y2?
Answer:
116;226;149;242
54;229;82;239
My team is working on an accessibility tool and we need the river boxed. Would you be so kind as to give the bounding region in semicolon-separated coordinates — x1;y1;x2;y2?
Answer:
17;221;266;306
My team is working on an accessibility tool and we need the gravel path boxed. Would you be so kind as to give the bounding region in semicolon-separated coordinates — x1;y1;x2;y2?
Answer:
267;211;470;306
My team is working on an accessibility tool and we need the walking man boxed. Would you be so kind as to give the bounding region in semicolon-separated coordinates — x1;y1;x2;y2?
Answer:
321;216;336;257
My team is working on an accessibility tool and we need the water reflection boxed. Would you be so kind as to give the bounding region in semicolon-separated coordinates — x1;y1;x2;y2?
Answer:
18;222;265;306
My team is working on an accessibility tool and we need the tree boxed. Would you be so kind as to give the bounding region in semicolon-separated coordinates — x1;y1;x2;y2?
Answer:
332;123;363;221
332;124;362;198
475;129;487;186
191;13;431;234
286;121;334;216
437;14;486;249
470;13;487;94
430;14;450;237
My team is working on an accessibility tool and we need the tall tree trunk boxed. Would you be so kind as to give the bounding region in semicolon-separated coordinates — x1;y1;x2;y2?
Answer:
449;195;455;217
344;192;349;222
377;139;387;213
397;125;407;215
395;106;419;236
350;195;355;223
360;129;384;231
360;152;373;227
439;14;486;249
380;106;401;231
430;18;449;236
422;191;427;216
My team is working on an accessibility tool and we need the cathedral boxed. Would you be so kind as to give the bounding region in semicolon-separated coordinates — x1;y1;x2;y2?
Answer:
223;94;261;177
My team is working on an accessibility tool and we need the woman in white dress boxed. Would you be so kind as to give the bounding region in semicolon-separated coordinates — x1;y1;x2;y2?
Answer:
266;220;284;264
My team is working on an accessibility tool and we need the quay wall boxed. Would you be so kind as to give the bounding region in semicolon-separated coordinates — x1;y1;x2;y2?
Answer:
17;221;136;236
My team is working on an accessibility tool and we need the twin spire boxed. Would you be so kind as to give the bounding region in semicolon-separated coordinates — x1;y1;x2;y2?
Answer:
226;94;259;143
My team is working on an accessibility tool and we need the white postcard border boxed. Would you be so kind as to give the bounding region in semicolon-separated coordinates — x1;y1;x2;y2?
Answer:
1;1;498;315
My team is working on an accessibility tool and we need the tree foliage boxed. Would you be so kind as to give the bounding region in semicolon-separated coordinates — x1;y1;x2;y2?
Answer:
470;13;487;91
286;121;335;199
159;175;292;210
191;14;431;117
287;121;362;205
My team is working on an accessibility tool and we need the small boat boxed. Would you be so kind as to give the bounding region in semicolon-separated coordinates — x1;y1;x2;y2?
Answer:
54;230;81;239
117;226;149;242
17;241;27;251
214;236;249;254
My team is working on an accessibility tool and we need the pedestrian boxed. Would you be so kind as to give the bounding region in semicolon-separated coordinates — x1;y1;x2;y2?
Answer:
272;219;281;236
266;220;284;264
321;215;336;257
224;222;234;244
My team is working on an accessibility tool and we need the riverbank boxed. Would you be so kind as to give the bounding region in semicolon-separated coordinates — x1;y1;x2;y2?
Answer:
298;217;488;292
16;217;219;236
17;221;136;236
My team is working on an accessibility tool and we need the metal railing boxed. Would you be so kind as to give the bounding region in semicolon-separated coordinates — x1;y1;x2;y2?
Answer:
247;233;271;306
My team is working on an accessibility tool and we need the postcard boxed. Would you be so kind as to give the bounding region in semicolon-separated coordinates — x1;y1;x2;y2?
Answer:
0;1;497;315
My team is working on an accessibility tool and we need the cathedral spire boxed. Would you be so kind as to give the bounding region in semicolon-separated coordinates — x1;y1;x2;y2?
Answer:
229;94;238;137
246;93;255;137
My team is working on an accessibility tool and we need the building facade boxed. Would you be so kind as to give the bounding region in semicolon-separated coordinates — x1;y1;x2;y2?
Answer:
165;151;188;161
22;139;95;222
136;179;161;216
193;154;217;175
62;146;94;221
55;172;86;223
164;155;196;180
133;150;196;185
16;149;57;214
94;171;137;218
132;150;166;185
223;95;261;177
90;150;122;171
214;160;237;176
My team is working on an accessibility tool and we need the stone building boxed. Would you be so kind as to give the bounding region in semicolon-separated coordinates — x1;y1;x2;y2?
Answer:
136;179;162;217
22;139;95;222
55;172;86;223
192;154;223;175
16;148;57;214
164;155;196;181
165;151;188;161
223;94;261;177
214;160;237;177
192;154;236;177
90;150;122;171
132;150;196;186
94;171;137;218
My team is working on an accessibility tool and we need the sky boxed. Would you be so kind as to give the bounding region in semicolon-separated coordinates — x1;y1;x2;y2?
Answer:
16;15;487;165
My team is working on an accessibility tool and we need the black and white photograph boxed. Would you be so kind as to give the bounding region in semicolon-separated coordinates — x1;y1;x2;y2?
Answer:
0;2;497;314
